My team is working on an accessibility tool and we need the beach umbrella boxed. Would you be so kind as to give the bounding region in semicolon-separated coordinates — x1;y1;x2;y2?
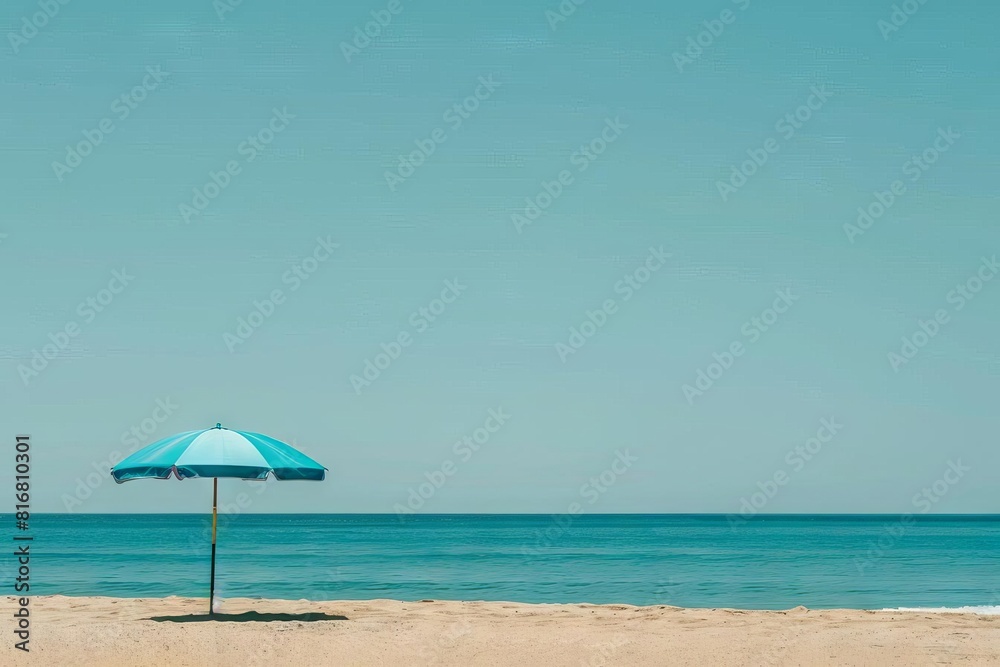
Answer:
110;423;326;614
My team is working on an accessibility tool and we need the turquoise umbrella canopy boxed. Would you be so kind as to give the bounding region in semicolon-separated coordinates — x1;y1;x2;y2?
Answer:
110;423;327;614
112;423;326;483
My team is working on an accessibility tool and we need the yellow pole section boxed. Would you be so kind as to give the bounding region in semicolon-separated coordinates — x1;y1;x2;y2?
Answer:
212;478;218;543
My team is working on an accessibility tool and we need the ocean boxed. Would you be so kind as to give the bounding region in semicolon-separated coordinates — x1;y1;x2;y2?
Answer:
13;514;1000;612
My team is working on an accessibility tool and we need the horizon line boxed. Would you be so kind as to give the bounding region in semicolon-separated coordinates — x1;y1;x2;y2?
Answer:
9;512;1000;517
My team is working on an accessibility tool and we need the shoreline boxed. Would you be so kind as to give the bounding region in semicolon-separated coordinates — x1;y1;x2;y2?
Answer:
8;593;1000;614
5;595;1000;666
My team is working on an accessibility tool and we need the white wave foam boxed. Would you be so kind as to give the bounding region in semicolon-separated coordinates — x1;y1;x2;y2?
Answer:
879;606;1000;615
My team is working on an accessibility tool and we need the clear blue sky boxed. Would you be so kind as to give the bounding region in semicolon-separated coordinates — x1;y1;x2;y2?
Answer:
1;0;997;513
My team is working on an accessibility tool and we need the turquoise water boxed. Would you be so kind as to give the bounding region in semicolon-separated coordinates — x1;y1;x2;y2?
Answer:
12;514;1000;611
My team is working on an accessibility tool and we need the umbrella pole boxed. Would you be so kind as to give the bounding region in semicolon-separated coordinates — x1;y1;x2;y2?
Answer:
210;477;218;616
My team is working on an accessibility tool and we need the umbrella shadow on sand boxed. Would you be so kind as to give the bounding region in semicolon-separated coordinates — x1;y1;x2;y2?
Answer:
146;611;348;623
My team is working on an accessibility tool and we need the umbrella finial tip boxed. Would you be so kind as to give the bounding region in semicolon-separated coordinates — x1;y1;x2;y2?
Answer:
215;422;222;429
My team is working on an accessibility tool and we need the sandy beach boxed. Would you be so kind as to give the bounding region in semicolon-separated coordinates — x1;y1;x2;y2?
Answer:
3;595;998;666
